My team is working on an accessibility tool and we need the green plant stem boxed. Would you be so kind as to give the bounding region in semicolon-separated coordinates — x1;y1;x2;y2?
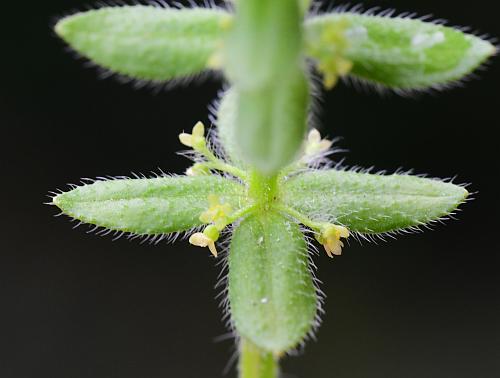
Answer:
239;339;278;378
273;203;322;232
224;204;258;226
198;145;248;180
204;160;247;180
248;170;279;209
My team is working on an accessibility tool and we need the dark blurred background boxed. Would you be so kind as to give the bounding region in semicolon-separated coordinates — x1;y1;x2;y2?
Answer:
1;1;498;377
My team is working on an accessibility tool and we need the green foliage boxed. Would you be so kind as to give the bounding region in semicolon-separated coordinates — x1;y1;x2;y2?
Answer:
216;88;246;168
225;0;302;88
225;0;307;173
228;212;316;353
52;2;492;377
53;151;468;239
54;4;495;171
55;6;231;82
305;13;496;89
53;176;244;234
51;128;469;355
282;170;468;233
234;70;310;174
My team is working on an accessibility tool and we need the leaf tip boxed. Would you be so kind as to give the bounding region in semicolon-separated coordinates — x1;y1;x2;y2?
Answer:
54;16;72;41
443;181;470;214
51;191;67;212
457;185;470;203
471;35;497;62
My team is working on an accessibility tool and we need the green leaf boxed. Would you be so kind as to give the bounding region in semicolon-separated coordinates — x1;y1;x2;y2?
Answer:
228;211;317;354
282;170;468;233
217;86;310;173
298;0;312;15
55;6;231;82
235;69;310;174
216;88;247;168
224;0;308;174
52;176;244;235
304;13;496;89
225;0;302;88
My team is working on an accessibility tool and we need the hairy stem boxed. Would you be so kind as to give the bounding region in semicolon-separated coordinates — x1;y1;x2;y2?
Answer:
273;203;323;232
248;170;279;209
198;145;248;180
239;339;278;378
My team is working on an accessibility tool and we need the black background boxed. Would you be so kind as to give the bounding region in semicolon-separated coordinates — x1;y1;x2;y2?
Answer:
1;1;498;377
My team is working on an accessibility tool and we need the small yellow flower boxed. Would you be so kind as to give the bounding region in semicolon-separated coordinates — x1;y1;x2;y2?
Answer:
312;20;353;89
189;225;220;257
316;224;350;258
199;194;232;230
304;129;333;157
178;121;206;150
185;163;211;176
319;57;353;89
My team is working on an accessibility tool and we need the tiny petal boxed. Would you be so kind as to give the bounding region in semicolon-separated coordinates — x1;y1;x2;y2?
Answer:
318;223;350;258
304;129;333;158
186;163;210;176
179;133;193;147
189;232;210;247
179;122;207;150
200;194;233;229
318;139;333;151
189;230;218;257
207;242;218;257
324;244;333;258
192;121;205;138
308;129;322;144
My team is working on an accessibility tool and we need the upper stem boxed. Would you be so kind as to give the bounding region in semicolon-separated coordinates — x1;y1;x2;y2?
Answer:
239;339;278;378
198;144;247;180
248;170;279;211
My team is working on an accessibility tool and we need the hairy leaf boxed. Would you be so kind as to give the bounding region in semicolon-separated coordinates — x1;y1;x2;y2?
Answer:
225;0;302;88
52;176;244;235
228;212;317;354
55;6;231;82
235;69;310;174
225;0;308;174
216;88;246;168
305;13;496;89
282;170;468;233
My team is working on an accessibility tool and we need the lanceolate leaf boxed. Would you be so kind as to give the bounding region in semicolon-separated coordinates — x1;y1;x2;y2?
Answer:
217;83;310;174
216;88;246;168
225;0;302;88
225;0;308;174
52;176;244;235
235;69;310;174
304;13;496;89
228;212;317;354
282;170;468;233
55;6;231;82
